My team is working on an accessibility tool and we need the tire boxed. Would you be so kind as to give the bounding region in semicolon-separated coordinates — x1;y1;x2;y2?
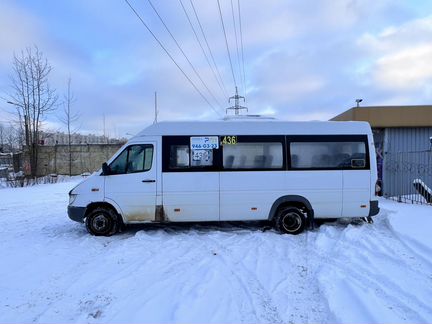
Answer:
85;207;119;236
274;206;306;235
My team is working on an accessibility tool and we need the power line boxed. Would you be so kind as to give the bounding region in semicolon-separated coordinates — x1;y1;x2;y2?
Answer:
230;0;243;94
178;0;227;101
188;0;230;99
216;0;237;89
237;0;246;97
123;0;222;117
146;0;224;112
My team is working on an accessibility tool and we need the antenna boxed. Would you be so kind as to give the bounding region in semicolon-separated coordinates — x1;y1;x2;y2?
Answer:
226;86;247;115
154;91;158;124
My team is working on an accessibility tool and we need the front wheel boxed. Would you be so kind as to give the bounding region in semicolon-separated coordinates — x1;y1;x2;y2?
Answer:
274;207;306;235
85;207;119;236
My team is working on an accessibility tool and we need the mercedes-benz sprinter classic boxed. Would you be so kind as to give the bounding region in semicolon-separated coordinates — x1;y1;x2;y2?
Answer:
68;119;379;235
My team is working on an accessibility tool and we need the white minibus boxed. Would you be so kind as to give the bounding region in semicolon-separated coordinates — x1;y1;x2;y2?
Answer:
68;119;379;235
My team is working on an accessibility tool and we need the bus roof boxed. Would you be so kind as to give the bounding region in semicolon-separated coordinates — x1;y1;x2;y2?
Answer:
133;120;372;138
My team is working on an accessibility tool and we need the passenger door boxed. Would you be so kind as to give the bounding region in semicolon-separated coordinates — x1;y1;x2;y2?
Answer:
104;142;157;222
162;136;220;221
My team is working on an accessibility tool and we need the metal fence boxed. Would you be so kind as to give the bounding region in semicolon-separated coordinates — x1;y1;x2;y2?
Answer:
383;150;432;205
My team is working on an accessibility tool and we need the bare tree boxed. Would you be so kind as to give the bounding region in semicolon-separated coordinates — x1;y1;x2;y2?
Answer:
6;124;21;152
13;124;25;151
7;46;57;177
0;122;20;153
58;77;80;176
0;123;4;152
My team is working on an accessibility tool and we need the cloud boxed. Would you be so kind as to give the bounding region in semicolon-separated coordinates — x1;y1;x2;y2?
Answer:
318;0;393;28
250;50;326;103
357;15;432;91
374;44;432;90
0;1;45;66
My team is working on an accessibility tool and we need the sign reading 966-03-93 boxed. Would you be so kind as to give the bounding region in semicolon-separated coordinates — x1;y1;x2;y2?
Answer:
190;136;219;150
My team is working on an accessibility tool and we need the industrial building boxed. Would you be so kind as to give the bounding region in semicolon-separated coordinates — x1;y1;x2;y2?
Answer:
331;105;432;204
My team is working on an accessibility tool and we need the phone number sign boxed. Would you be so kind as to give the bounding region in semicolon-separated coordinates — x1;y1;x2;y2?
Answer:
190;136;219;150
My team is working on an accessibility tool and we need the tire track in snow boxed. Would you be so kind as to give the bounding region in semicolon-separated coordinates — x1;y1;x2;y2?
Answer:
313;218;432;322
380;215;432;270
30;237;122;322
350;218;432;318
201;229;331;324
320;255;429;322
268;231;331;324
31;231;187;322
203;233;283;323
361;220;432;282
94;229;236;322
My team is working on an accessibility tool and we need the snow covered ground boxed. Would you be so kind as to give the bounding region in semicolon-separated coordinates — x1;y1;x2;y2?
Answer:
0;179;431;323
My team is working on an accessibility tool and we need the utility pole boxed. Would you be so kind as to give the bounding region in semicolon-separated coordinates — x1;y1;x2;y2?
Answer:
103;113;107;144
226;87;247;115
154;91;158;124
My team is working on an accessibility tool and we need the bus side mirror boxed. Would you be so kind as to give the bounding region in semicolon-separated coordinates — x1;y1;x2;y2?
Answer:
102;162;111;175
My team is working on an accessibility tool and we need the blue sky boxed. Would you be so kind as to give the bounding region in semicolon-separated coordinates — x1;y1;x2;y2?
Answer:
1;0;432;137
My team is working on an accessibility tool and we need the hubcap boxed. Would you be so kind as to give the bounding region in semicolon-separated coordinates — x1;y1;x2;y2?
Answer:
282;212;302;232
92;214;108;232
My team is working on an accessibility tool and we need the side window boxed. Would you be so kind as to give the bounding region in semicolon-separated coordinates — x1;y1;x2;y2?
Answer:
290;141;366;169
164;136;217;171
222;139;284;170
127;145;145;173
109;144;153;175
143;146;153;170
169;145;190;169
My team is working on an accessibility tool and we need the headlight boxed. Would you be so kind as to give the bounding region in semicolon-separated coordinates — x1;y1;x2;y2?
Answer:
69;194;78;205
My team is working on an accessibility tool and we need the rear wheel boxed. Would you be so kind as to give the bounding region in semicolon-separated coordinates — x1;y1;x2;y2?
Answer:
274;206;306;235
85;207;119;236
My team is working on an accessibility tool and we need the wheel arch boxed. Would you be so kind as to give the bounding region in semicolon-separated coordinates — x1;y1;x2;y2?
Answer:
85;201;125;224
268;195;314;224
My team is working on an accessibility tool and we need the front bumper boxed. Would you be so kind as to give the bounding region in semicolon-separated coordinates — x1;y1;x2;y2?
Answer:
369;200;380;217
68;206;86;223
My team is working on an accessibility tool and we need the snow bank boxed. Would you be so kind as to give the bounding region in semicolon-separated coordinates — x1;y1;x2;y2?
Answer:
0;174;85;189
381;199;432;262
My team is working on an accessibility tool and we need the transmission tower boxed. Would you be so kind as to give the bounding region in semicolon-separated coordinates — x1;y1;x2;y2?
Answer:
226;87;247;115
